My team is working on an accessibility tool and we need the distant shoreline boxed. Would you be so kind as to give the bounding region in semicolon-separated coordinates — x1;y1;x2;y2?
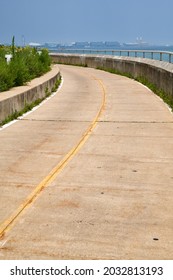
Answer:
2;41;173;53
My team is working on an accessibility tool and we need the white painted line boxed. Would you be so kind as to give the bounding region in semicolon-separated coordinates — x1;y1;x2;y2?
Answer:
0;239;8;248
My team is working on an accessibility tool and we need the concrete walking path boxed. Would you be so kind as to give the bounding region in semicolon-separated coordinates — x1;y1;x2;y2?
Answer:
0;65;173;259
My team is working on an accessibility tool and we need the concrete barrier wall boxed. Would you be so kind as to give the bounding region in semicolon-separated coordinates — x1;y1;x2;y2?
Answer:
0;65;60;123
51;53;173;99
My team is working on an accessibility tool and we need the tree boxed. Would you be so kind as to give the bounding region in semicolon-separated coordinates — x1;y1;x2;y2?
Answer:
11;36;15;57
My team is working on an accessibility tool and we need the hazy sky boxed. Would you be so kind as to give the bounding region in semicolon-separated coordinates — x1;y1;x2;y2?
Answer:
0;0;173;45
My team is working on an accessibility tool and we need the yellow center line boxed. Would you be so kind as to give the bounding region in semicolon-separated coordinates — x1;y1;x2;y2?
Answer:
0;75;106;239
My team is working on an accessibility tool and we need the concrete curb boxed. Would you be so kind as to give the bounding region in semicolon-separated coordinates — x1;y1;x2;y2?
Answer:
0;65;60;123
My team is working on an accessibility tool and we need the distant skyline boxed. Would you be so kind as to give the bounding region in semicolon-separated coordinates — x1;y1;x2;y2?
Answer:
1;0;173;46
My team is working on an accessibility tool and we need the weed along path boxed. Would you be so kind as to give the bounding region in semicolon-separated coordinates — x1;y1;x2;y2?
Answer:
0;65;173;259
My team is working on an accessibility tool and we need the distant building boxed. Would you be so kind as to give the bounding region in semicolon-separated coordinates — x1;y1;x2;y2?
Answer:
123;37;149;48
73;42;90;48
29;42;42;47
105;41;121;48
90;41;105;47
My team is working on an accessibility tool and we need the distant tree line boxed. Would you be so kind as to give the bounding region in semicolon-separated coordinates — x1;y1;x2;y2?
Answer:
0;37;51;92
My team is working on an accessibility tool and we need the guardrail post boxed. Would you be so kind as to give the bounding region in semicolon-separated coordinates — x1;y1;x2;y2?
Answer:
169;54;171;63
160;52;163;61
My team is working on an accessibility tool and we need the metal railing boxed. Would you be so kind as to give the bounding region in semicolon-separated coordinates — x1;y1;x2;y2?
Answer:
54;49;173;63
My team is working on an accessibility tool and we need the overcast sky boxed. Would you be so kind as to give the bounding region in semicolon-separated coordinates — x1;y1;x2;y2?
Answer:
0;0;173;45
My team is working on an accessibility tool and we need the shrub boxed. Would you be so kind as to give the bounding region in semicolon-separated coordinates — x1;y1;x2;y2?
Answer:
9;55;30;86
0;44;51;92
0;60;14;91
38;48;51;73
